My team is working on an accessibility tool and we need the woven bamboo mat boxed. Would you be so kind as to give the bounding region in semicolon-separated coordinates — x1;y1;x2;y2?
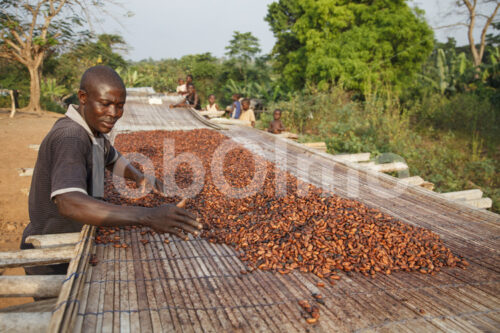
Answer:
49;102;500;332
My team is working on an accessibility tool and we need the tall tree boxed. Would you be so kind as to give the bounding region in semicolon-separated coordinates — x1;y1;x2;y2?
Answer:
265;0;434;93
225;31;262;83
458;0;500;67
0;0;116;113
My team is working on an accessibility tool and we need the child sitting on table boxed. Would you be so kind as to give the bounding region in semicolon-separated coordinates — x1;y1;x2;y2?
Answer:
170;83;201;110
239;98;256;127
205;94;219;111
176;78;187;95
268;109;286;134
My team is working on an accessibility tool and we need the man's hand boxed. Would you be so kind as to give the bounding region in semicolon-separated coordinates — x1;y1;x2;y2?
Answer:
144;204;202;240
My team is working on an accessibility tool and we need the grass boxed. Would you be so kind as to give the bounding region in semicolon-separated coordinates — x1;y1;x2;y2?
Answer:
258;88;499;213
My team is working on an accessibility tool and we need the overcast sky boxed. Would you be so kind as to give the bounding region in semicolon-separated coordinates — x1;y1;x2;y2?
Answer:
99;0;498;61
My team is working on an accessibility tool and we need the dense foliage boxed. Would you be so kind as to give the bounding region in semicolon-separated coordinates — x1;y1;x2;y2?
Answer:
0;0;498;212
265;0;434;93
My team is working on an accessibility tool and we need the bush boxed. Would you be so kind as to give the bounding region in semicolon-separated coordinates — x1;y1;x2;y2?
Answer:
269;88;499;213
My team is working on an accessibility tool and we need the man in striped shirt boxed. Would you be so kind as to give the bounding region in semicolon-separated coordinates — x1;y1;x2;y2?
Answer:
21;66;201;275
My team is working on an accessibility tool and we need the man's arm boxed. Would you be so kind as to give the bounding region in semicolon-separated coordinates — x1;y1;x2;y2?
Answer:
55;192;201;240
108;155;164;194
193;94;199;109
170;98;188;109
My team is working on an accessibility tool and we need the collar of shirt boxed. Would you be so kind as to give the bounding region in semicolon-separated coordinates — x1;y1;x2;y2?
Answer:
65;104;100;144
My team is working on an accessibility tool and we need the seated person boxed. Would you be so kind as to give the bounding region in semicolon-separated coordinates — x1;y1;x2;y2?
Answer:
268;109;286;134
205;94;219;111
186;74;193;87
230;93;241;119
176;78;187;95
170;83;201;110
239;98;256;127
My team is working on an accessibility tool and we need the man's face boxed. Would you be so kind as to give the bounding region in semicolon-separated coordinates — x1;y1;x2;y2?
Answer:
78;82;126;135
242;101;250;111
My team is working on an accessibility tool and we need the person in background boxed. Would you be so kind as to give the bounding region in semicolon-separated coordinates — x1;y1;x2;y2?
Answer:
268;109;286;134
170;83;201;110
239;98;256;127
186;74;193;87
205;94;219;111
176;78;187;95
230;93;241;119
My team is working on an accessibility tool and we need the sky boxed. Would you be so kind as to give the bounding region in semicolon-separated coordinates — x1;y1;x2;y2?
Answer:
98;0;498;61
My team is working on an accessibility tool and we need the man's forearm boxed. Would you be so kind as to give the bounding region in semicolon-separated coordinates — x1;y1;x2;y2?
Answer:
111;156;144;183
55;192;150;228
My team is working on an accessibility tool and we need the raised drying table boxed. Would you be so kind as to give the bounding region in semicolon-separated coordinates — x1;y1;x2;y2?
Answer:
49;98;500;332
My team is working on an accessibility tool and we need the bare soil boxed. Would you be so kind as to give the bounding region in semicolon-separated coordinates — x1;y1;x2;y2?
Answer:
0;110;63;309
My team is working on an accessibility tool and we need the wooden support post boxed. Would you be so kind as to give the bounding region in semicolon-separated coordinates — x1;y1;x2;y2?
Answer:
0;312;52;332
465;198;492;209
0;275;64;297
9;89;16;118
399;176;425;186
26;232;80;249
303;142;327;152
334;153;371;163
358;161;409;173
440;189;483;201
0;245;75;269
17;168;34;177
399;176;435;190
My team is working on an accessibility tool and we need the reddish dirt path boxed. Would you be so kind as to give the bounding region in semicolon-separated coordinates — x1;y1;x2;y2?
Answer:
0;110;63;309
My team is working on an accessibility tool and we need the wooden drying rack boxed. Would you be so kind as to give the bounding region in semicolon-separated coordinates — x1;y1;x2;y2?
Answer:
1;98;498;332
0;229;89;331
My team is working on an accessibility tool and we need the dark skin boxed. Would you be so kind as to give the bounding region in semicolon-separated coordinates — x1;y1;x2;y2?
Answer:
170;85;199;109
268;110;286;134
54;75;202;240
241;100;255;127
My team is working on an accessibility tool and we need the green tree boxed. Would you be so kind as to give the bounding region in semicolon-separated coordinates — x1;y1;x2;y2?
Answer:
225;31;262;83
0;0;123;113
265;0;434;94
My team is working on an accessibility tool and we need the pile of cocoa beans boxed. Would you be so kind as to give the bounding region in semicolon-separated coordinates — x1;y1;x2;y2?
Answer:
104;129;467;280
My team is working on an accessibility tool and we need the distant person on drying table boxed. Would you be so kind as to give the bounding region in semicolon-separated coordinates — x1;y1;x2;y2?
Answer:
204;94;220;111
176;77;187;95
170;83;201;110
268;109;286;134
239;98;256;127
21;65;202;276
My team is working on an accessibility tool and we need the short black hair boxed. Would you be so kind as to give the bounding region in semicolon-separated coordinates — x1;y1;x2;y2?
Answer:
186;74;193;80
241;98;250;104
80;65;125;92
187;83;195;88
274;109;282;114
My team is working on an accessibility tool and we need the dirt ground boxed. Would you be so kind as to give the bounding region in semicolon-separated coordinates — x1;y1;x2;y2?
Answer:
0;110;63;309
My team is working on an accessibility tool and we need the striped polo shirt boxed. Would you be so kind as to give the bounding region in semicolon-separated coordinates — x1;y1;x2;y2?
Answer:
21;105;119;250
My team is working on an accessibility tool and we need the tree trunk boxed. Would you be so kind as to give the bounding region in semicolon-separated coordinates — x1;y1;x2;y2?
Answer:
27;64;42;113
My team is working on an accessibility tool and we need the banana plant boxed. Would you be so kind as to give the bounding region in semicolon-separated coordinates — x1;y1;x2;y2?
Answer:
115;67;145;88
419;48;471;95
41;78;68;101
